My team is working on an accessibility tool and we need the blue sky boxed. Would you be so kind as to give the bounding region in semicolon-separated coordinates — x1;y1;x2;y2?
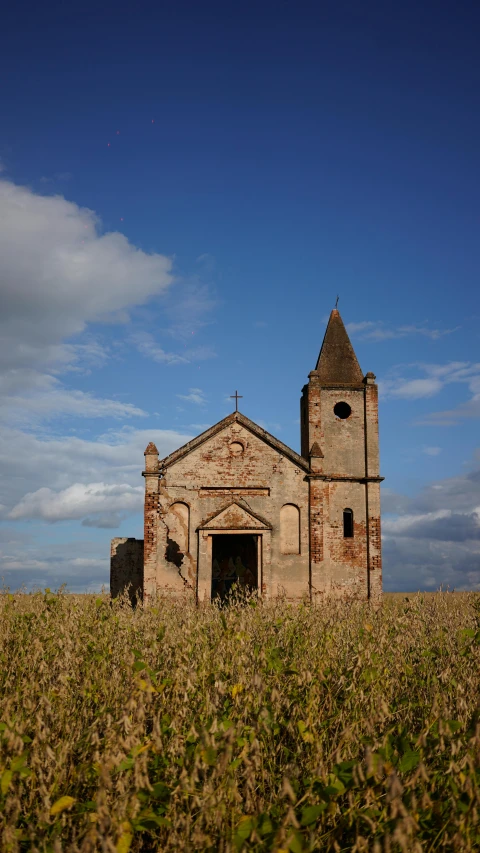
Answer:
0;0;479;592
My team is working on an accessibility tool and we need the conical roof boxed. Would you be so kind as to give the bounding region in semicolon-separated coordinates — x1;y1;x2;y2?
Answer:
315;309;363;385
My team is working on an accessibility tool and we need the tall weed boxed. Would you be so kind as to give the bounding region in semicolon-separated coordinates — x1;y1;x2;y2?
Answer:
0;590;479;851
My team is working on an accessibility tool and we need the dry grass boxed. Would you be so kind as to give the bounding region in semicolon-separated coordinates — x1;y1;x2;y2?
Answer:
1;589;479;852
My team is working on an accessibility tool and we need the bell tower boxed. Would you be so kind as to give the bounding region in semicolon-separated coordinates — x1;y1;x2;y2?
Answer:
301;309;382;600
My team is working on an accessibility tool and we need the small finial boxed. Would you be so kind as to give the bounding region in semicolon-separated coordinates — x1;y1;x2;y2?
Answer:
335;295;339;309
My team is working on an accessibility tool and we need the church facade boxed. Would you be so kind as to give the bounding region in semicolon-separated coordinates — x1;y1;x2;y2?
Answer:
110;309;383;603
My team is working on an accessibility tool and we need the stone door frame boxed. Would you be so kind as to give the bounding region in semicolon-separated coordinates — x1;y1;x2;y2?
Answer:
197;528;271;602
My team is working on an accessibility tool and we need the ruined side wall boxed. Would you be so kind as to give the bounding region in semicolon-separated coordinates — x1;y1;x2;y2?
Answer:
156;421;310;600
110;538;144;602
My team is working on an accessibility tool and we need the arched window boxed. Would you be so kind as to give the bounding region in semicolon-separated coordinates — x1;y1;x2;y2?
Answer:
280;504;300;554
343;508;354;538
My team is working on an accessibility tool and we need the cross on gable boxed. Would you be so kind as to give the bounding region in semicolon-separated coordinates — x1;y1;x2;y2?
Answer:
230;390;243;412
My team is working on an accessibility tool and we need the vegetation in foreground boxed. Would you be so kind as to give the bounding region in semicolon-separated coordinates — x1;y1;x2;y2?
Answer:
1;590;479;852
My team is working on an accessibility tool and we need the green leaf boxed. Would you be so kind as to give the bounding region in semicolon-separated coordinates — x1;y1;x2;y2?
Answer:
10;753;28;772
201;747;217;766
118;758;134;772
326;773;345;795
259;814;274;835
334;760;356;787
133;809;171;830
116;824;133;853
287;828;305;852
50;795;76;816
234;816;255;850
398;750;420;774
1;769;12;796
151;781;170;801
300;804;326;825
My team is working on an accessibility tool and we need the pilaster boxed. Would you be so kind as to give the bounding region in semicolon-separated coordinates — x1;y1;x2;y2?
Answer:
364;373;382;599
143;443;159;602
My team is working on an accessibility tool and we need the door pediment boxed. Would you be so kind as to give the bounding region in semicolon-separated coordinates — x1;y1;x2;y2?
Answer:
200;501;272;531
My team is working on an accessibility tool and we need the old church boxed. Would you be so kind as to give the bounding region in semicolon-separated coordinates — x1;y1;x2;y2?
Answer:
111;308;383;603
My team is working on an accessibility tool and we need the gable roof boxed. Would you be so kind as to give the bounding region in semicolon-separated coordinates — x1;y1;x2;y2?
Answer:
315;309;364;386
159;411;309;471
199;501;272;530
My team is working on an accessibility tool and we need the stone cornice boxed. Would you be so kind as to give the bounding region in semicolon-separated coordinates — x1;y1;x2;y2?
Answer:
306;475;384;482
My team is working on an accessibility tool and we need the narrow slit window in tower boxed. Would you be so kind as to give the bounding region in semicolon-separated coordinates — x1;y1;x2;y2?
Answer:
343;508;354;538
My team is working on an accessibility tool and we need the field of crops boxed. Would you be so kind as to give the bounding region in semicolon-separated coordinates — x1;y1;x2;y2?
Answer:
1;590;479;852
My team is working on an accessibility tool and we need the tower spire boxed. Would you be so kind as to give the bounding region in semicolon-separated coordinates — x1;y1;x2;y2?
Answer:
315;309;363;385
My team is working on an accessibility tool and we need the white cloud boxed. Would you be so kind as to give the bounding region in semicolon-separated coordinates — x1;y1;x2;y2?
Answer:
132;331;215;366
195;253;216;274
380;377;443;399
0;178;173;373
381;461;480;591
383;509;452;536
0;377;146;425
0;178;217;588
379;361;480;415
0;532;111;592
0;425;193;521
0;424;195;588
422;446;441;456
39;172;72;184
347;320;458;342
131;331;189;365
82;513;125;528
8;482;144;522
419;395;480;426
177;388;207;405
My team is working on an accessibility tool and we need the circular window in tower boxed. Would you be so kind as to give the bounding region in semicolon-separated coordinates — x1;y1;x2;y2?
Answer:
334;402;352;420
229;441;244;456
